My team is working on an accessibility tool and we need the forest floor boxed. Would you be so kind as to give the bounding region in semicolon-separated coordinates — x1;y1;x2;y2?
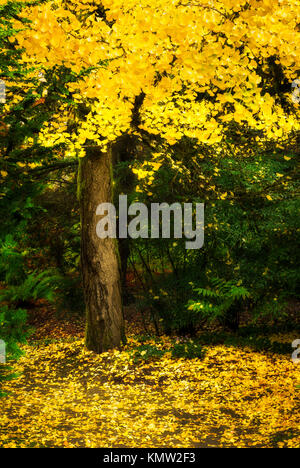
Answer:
0;302;300;448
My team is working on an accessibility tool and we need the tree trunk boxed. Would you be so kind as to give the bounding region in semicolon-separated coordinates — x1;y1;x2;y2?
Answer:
78;146;125;353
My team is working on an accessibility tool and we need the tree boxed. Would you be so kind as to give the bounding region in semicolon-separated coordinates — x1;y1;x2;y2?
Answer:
11;0;300;352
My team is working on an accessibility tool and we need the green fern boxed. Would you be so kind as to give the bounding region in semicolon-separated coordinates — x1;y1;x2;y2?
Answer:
0;270;62;305
0;235;26;285
187;278;251;329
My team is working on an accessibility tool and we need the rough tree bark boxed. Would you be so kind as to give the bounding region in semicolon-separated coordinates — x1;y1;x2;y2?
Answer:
78;146;125;353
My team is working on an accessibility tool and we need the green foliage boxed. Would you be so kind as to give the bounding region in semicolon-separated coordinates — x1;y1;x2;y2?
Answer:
0;305;28;360
0;235;26;285
126;134;299;334
132;249;203;335
187;278;251;330
128;336;205;362
170;340;204;359
0;269;62;306
130;343;165;363
0;304;30;396
55;275;84;317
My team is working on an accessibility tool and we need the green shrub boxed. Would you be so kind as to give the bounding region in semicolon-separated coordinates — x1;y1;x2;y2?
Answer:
187;278;251;331
0;305;29;360
170;340;205;359
55;275;85;317
0;305;30;397
0;270;62;307
0;236;26;285
129;343;165;363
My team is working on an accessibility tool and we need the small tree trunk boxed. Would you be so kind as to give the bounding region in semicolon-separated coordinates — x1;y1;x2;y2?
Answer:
78;146;125;353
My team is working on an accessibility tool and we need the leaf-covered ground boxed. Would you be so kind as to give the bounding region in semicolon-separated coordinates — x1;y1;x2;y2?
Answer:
1;308;299;448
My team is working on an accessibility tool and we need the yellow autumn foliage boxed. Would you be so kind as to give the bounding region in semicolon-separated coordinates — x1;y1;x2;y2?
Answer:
11;0;300;156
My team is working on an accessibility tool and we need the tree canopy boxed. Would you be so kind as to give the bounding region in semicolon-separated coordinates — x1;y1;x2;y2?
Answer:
10;0;300;157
